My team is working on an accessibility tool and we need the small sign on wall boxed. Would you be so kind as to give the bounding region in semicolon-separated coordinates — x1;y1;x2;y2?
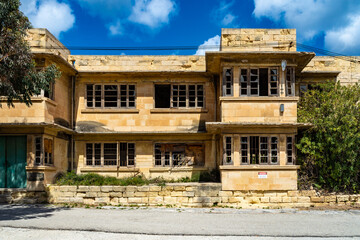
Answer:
258;172;267;179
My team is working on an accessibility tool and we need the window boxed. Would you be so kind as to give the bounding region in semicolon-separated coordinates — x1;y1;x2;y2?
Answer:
86;84;136;108
44;81;55;100
223;136;233;164
240;136;278;165
154;143;204;167
286;136;295;164
223;68;233;96
85;142;135;167
34;137;53;165
239;67;279;97
155;84;205;109
286;67;295;96
43;138;53;165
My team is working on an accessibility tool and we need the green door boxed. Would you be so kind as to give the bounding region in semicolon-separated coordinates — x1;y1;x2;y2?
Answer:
0;136;27;188
0;137;5;188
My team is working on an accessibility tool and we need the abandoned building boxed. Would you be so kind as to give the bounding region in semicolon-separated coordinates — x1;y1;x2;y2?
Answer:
0;28;359;192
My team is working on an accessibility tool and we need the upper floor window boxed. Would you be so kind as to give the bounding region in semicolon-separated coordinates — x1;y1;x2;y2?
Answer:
240;68;279;96
86;142;135;167
154;84;204;109
223;68;233;96
86;84;136;108
35;136;53;165
286;67;295;96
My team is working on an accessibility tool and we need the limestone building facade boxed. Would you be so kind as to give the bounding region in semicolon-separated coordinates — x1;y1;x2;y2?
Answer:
1;28;359;191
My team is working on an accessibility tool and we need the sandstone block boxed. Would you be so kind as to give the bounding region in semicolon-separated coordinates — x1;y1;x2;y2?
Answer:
269;197;282;203
297;197;311;203
193;197;212;203
89;186;101;192
219;191;233;197
282;197;291;203
174;186;186;191
113;186;126;192
137;186;150;192
324;196;336;202
123;192;135;198
110;198;119;205
126;186;137;192
83;198;95;205
98;192;110;197
85;192;98;198
149;196;163;205
337;195;350;202
162;186;173;191
95;197;110;204
110;192;122;197
260;197;270;203
77;186;89;192
287;191;299;197
127;197;142;204
311;197;325;203
101;186;113;192
170;192;183;197
149;186;161;192
183;191;195;197
228;197;243;203
135;192;147;197
163;196;177;205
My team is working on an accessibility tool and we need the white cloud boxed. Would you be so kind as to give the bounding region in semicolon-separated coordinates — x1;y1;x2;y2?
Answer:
129;0;176;28
20;0;75;38
325;15;360;54
108;20;123;36
195;35;220;55
213;1;238;27
252;0;360;54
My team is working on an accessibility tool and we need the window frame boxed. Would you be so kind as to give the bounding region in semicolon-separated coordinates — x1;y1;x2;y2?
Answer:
222;68;233;96
286;67;295;96
286;136;296;165
86;83;137;109
85;142;136;167
223;135;233;165
239;67;279;97
170;84;205;109
34;136;54;166
239;135;279;165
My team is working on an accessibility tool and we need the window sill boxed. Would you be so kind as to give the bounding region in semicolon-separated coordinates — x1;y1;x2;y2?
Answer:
220;165;299;170
26;165;57;172
150;108;208;113
81;108;139;113
220;96;299;102
80;167;139;172
149;167;208;172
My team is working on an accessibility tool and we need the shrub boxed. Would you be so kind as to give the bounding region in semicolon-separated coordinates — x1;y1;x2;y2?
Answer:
297;81;360;193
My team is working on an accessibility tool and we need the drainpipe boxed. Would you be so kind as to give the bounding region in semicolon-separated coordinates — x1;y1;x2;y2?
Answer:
71;72;77;172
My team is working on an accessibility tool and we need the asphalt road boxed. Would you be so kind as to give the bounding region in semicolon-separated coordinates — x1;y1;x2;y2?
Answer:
0;205;360;239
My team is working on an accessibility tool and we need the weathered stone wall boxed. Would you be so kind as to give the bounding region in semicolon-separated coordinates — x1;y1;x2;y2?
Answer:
303;56;360;84
48;183;360;208
0;189;47;204
68;55;206;72
26;28;70;62
221;29;296;52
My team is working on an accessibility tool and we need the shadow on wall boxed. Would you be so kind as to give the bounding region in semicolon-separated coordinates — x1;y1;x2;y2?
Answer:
0;204;70;221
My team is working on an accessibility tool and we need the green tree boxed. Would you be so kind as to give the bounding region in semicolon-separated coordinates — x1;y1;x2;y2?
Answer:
297;81;360;192
0;0;60;107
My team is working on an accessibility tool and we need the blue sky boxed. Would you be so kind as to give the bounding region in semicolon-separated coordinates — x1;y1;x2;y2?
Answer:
20;0;360;56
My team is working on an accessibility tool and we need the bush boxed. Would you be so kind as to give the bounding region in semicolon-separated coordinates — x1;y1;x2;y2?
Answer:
55;170;220;186
297;81;360;193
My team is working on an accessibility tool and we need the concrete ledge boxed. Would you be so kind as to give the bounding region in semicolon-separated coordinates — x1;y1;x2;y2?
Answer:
220;165;300;170
149;167;208;172
150;109;209;113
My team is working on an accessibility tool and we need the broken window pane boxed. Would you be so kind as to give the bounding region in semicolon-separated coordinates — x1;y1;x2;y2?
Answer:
286;67;295;96
240;69;248;96
223;68;233;96
86;85;94;107
104;85;118;107
269;68;278;95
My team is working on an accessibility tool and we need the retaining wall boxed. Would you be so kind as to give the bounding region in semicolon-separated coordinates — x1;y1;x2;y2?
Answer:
48;183;360;208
